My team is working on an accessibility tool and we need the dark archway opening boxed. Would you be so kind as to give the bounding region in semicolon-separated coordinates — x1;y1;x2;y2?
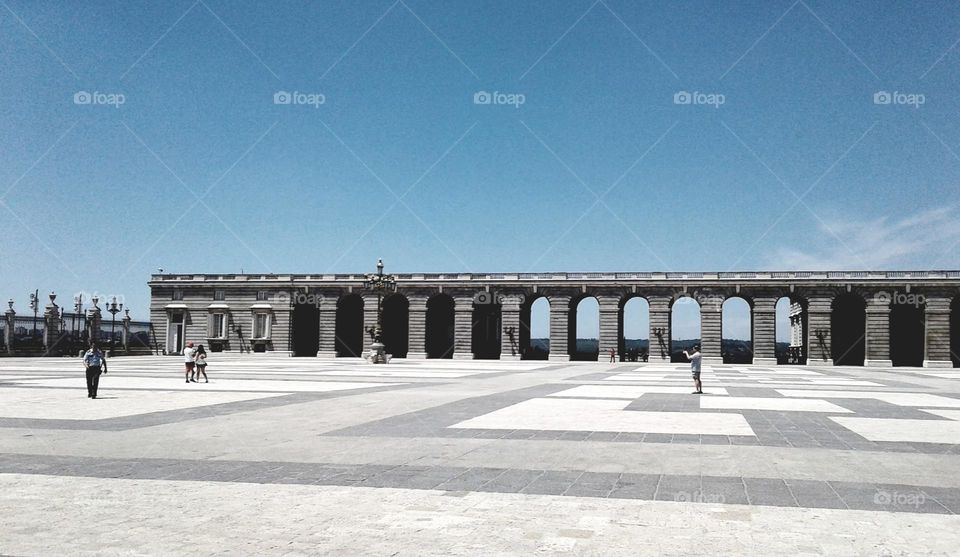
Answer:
832;294;865;366
520;296;549;360
890;303;925;367
291;302;320;357
472;302;501;360
952;298;960;368
382;294;409;358
426;295;454;359
335;295;364;357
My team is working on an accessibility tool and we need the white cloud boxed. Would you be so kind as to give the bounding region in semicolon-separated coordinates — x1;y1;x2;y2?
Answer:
766;206;960;270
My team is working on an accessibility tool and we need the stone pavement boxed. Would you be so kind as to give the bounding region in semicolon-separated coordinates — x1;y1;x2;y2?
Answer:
1;355;960;555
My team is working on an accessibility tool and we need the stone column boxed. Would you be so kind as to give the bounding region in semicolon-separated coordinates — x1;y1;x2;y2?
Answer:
865;294;892;367
362;294;380;357
923;295;953;367
700;301;723;364
752;297;778;365
453;295;473;359
647;295;671;362
597;295;620;361
500;295;521;360
87;304;103;347
805;294;833;366
317;295;338;358
121;309;131;353
406;295;428;359
43;293;60;355
548;295;570;361
4;300;15;354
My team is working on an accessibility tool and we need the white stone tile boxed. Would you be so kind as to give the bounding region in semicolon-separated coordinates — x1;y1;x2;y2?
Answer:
777;390;960;408
8;377;399;393
919;409;960;421
0;387;281;420
451;398;755;435
548;385;728;398
831;416;960;443
699;397;853;413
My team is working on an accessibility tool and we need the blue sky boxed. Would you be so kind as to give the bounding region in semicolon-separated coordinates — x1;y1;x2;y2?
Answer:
1;0;959;340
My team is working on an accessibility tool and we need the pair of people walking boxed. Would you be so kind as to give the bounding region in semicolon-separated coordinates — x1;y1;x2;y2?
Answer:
82;342;107;398
182;342;209;383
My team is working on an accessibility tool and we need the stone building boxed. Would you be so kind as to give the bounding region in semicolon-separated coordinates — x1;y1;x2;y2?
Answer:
149;270;960;367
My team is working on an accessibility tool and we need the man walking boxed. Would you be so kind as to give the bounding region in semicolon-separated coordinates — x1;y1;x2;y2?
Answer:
83;342;107;399
183;341;197;383
683;344;702;394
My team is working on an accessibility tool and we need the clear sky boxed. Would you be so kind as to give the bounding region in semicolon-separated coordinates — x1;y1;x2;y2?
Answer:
2;0;959;341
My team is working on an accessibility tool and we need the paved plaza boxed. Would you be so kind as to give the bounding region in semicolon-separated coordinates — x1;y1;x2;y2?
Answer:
2;356;960;555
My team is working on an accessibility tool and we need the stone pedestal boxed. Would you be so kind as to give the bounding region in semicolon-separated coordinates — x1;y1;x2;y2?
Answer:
406;296;428;360
548;295;570;361
316;297;338;358
865;298;892;367
452;296;473;359
4;301;15;354
43;296;60;354
87;307;103;347
121;311;131;353
923;296;953;368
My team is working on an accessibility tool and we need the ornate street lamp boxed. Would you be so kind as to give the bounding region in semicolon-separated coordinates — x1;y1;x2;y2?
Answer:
363;258;396;364
107;296;123;351
29;290;39;341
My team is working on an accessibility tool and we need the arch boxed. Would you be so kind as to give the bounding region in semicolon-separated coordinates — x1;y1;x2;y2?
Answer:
291;300;320;357
776;296;807;364
334;294;364;357
382;294;409;359
425;294;454;359
472;297;501;360
890;300;924;367
521;296;550;360
620;296;650;362
831;294;866;366
670;296;701;362
570;296;599;361
952;297;960;368
721;296;753;364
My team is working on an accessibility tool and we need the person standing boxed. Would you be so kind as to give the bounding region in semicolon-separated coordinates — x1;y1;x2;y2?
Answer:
195;344;209;383
609;347;616;363
683;344;703;394
83;342;107;399
183;341;197;383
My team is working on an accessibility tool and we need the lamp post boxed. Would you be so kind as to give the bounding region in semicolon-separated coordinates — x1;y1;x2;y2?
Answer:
107;297;123;351
363;258;396;364
29;290;39;341
73;295;82;348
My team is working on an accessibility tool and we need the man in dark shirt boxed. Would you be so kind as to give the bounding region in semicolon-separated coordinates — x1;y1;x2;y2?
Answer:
82;342;107;399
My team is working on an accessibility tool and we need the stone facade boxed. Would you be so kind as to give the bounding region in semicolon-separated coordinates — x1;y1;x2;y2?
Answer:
149;271;960;367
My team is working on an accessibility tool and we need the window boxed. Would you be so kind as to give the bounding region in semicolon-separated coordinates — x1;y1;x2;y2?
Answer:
211;313;226;338
256;291;269;301
172;289;184;301
214;290;225;301
254;313;269;338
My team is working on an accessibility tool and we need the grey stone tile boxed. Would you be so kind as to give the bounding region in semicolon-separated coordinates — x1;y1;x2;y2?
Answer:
743;478;797;507
654;474;701;502
784;479;847;509
701;476;748;505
